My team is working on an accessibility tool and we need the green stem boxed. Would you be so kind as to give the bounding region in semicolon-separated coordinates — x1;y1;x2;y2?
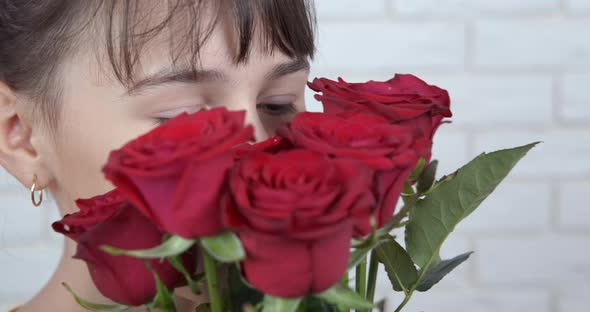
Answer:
394;294;412;312
365;251;378;305
337;273;350;312
341;271;349;287
355;258;367;301
393;220;410;229
201;245;222;312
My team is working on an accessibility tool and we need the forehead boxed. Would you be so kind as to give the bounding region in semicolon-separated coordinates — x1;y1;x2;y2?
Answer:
83;0;315;87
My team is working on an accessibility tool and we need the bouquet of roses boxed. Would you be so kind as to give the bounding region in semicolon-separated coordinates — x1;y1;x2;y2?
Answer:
52;74;536;312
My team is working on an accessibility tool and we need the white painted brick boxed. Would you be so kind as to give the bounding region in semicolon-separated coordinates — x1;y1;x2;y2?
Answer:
561;74;590;122
567;0;590;10
0;191;45;247
428;74;553;126
559;286;590;311
559;181;590;228
0;245;61;297
474;130;590;178
304;85;323;113
0;169;21;189
394;0;559;16
456;181;551;233
43;201;66;244
316;0;387;18
475;19;590;69
476;235;590;285
315;22;465;71
385;288;551;312
431;129;469;177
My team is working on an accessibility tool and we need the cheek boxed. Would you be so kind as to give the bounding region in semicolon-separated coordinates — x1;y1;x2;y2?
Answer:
51;101;156;201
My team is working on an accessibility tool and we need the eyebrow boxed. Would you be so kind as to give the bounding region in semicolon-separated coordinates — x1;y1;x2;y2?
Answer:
125;58;310;96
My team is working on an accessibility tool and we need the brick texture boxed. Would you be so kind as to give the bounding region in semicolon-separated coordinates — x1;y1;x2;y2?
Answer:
394;0;559;16
474;19;590;69
2;0;589;310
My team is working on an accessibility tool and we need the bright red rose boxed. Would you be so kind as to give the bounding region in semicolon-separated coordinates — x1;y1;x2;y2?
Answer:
52;190;194;306
103;107;254;238
224;150;376;297
277;111;418;234
308;74;452;162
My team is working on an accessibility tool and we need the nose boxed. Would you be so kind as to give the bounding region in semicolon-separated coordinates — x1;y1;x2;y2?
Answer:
243;107;270;142
224;98;270;143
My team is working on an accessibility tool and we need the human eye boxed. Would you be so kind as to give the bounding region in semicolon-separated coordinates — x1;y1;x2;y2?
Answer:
257;95;298;116
152;105;206;125
257;103;297;116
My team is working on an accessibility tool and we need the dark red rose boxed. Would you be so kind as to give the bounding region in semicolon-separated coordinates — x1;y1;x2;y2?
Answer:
52;190;194;306
224;150;376;297
232;136;292;159
277;111;418;234
103;107;254;238
308;74;452;162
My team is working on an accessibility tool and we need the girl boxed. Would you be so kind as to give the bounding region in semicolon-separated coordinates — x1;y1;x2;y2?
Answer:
0;0;316;310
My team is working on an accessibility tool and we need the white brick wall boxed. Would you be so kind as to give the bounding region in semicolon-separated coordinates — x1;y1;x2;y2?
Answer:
477;235;590;286
474;130;590;177
567;0;590;10
558;181;590;228
474;19;590;69
308;1;590;311
393;0;560;16
561;74;590;121
315;22;466;71
2;1;589;311
424;74;554;126
316;0;387;18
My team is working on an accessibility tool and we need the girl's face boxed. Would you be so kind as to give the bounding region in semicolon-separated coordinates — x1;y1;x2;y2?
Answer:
34;9;310;214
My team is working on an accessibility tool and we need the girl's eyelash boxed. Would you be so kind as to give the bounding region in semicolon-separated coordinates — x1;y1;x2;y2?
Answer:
154;117;170;125
257;103;297;116
154;103;297;125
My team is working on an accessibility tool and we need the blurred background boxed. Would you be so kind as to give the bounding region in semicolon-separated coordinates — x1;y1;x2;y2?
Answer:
2;0;589;311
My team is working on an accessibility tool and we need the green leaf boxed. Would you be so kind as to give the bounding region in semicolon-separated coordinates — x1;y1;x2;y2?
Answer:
261;296;302;312
348;236;385;269
422;172;457;196
166;255;204;294
417;160;438;193
62;283;129;311
228;264;264;309
101;235;195;259
416;251;473;291
200;231;246;262
315;284;373;310
375;235;418;293
301;296;337;312
406;143;538;269
409;157;426;180
149;265;176;312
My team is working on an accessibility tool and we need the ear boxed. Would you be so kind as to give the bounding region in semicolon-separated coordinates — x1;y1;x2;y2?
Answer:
0;82;51;190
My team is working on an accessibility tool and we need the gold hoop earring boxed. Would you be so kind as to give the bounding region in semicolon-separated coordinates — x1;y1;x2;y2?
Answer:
30;175;43;207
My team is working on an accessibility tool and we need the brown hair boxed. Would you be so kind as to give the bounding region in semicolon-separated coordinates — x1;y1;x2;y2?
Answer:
0;0;316;130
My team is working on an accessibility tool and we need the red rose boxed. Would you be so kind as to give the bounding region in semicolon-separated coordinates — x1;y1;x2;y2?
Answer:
103;107;254;238
277;111;418;234
308;74;452;162
232;136;291;159
224;150;376;297
52;190;193;306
